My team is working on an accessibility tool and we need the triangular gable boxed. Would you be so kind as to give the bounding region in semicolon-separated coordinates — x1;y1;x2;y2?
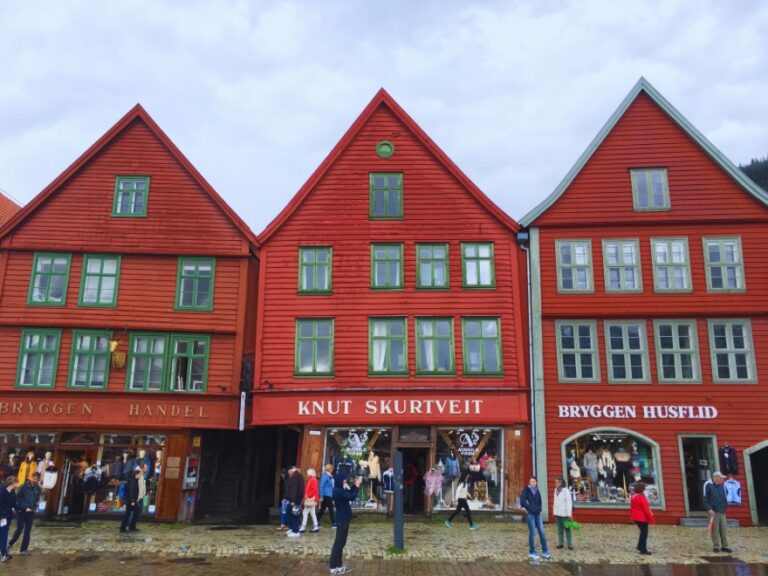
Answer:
0;105;258;250
258;88;518;243
520;77;768;227
0;192;21;226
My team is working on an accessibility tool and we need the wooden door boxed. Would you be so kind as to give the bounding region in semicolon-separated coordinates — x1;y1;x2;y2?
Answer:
155;433;189;521
299;427;325;475
505;426;527;511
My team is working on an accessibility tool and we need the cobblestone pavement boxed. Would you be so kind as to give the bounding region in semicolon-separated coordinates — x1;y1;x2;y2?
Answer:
3;517;767;569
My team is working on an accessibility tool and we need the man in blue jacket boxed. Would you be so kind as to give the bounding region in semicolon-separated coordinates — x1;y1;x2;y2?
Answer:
330;473;361;575
317;464;336;529
703;471;732;553
8;472;40;556
519;476;551;561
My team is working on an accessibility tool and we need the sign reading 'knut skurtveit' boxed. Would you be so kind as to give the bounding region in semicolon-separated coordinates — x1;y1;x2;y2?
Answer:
557;404;719;419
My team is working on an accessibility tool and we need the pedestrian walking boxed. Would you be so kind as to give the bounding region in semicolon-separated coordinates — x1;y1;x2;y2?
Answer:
0;476;16;562
300;468;320;533
277;467;289;531
520;476;551;560
129;465;147;531
8;471;41;556
444;472;478;529
552;476;574;550
284;465;305;537
630;482;655;555
119;469;141;534
704;471;732;553
317;464;336;529
329;473;361;575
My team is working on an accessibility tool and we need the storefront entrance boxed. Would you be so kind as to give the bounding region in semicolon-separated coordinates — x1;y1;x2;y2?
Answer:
681;436;715;514
748;444;768;525
400;447;429;514
57;448;96;519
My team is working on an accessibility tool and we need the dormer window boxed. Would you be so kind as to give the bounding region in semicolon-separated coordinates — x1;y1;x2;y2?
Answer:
631;169;669;211
113;176;149;217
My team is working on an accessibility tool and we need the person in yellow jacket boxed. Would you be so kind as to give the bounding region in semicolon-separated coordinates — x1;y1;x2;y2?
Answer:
16;452;38;485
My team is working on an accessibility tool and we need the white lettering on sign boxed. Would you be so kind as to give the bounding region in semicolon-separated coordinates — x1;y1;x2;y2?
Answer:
298;400;352;417
297;399;484;417
557;404;718;420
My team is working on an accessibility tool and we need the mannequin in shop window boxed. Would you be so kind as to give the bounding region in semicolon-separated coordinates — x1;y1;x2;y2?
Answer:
357;458;370;504
367;452;381;507
136;450;152;480
424;466;444;508
382;463;395;515
18;451;38;484
583;449;598;482
335;455;355;479
38;452;57;491
3;453;19;480
444;449;460;505
123;451;136;480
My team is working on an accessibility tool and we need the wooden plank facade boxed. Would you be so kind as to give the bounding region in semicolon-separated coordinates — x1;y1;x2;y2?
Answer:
522;79;768;526
0;105;258;522
251;89;530;515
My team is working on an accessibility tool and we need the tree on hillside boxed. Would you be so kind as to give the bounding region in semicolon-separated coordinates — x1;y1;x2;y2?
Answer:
740;156;768;192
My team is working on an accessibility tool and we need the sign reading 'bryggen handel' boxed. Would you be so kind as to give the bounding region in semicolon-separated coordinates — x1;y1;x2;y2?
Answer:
557;404;718;419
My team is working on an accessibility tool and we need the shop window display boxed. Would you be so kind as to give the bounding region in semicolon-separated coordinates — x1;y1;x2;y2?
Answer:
563;430;660;506
324;428;391;511
0;432;59;511
434;428;503;512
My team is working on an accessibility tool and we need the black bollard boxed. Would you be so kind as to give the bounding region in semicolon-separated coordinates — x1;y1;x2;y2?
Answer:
393;450;404;550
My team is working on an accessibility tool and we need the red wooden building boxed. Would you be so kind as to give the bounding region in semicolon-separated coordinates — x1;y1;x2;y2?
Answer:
251;89;530;515
520;78;768;525
0;193;21;226
0;105;258;522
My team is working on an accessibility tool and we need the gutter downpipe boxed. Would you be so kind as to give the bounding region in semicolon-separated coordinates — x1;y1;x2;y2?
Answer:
516;230;536;478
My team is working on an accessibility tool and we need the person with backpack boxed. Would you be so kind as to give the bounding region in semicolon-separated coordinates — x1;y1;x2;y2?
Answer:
703;471;732;553
444;471;478;529
520;477;551;561
8;472;41;556
630;482;655;555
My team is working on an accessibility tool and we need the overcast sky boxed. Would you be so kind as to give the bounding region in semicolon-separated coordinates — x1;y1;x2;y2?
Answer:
2;1;767;233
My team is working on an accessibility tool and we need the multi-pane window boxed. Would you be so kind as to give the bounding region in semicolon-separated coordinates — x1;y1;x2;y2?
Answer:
631;168;669;210
176;258;215;310
462;318;502;375
603;240;641;292
17;329;61;388
556;240;593;292
113;176;149;217
708;320;755;383
28;253;71;305
416;244;449;289
371;244;403;289
654;320;700;383
651;238;691;292
70;331;110;389
299;247;332;293
604;322;649;383
369;318;407;375
462;243;495;288
556;321;599;382
79;255;120;306
370;173;403;218
703;237;745;292
169;335;209;392
127;334;168;391
296;319;334;375
416;318;454;374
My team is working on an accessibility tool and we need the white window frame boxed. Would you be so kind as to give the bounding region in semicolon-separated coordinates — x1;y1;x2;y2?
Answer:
707;319;756;384
556;240;594;293
703;237;745;293
653;320;700;384
604;321;650;384
651;237;691;292
602;239;642;293
555;320;600;382
631;168;670;211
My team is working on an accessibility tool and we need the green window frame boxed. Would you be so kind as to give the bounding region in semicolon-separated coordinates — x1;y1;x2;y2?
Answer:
371;244;403;289
703;237;745;292
369;173;403;219
113;176;149;217
461;242;495;288
68;330;111;389
169;335;210;392
651;238;691;292
176;257;215;311
416;318;455;375
16;329;61;388
631;168;670;211
604;322;650;384
295;319;334;376
127;333;168;392
462;318;502;375
556;240;593;293
653;320;700;383
555;320;600;382
708;319;756;383
28;253;71;306
298;247;332;293
602;239;642;293
79;254;121;307
416;244;449;289
369;318;408;375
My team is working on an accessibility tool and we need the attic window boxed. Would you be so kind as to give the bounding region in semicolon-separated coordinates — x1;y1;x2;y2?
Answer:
631;169;669;211
113;176;150;217
376;140;395;158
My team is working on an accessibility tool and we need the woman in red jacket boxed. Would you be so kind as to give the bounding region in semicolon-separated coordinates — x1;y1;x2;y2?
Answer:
300;468;320;533
630;482;655;555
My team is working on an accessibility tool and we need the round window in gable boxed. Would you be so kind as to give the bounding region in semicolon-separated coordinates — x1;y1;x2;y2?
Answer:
375;140;395;158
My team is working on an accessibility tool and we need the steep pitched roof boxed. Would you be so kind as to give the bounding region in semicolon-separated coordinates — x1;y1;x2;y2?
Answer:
0;105;258;250
258;88;519;242
520;77;768;227
0;192;21;226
